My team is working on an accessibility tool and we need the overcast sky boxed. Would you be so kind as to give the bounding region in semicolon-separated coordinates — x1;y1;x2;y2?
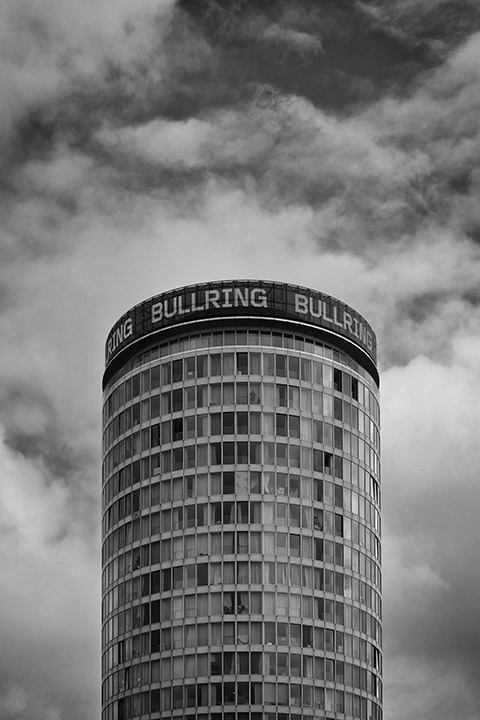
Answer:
1;1;480;718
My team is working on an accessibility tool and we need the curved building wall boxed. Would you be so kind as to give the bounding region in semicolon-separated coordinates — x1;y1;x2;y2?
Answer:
101;282;382;720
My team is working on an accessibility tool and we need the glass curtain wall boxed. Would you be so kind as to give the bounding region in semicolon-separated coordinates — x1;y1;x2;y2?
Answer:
102;333;382;720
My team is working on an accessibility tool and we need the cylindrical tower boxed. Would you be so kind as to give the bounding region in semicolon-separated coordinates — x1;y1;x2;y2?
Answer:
101;280;382;720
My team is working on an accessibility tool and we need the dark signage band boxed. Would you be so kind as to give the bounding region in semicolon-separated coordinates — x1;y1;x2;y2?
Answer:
105;281;377;369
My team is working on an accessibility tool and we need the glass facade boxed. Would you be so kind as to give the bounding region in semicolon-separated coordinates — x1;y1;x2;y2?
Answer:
102;285;382;720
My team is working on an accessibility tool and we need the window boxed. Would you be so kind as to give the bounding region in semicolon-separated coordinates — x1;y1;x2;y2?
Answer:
278;652;288;675
172;360;183;383
186;684;196;705
184;386;196;409
250;383;262;404
183;417;195;440
289;386;300;409
172;418;183;441
172;448;183;471
237;412;248;434
151;366;160;389
278;683;288;706
173;566;183;589
185;357;196;379
313;391;322;414
289;415;300;438
172;389;183;412
290;534;300;557
237;353;248;374
334;368;343;392
276;413;288;436
289;356;299;379
351;376;359;400
237;442;249;464
223;473;235;494
250;352;261;374
334;397;343;420
223;442;235;465
185;594;195;617
276;384;287;407
334;426;343;449
197;386;208;408
194;415;206;438
301;358;311;381
276;354;287;377
277;622;288;644
236;383;249;404
223;412;235;434
224;383;235;404
197;564;208;586
301;389;311;411
193;354;206;378
250;413;261;433
276;443;288;466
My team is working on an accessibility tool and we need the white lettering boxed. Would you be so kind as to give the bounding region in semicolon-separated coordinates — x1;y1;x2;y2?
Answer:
250;288;267;307
109;288;374;365
295;293;309;314
322;300;334;324
358;322;368;346
332;305;344;328
233;287;249;307
124;318;133;339
190;292;204;312
205;289;220;308
222;288;233;307
164;297;177;319
343;312;353;334
308;297;322;319
152;302;163;323
107;318;133;359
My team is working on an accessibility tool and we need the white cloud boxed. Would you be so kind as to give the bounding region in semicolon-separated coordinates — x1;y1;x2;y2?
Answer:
262;23;323;56
380;340;480;718
0;0;176;141
0;429;69;545
97;117;212;169
0;429;99;719
1;4;480;720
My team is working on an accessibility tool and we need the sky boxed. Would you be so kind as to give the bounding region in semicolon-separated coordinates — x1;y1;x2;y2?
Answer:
0;0;480;718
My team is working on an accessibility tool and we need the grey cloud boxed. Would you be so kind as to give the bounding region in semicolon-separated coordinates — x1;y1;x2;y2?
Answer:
0;2;479;719
177;0;438;110
380;351;480;718
0;426;99;719
369;0;480;56
88;28;479;275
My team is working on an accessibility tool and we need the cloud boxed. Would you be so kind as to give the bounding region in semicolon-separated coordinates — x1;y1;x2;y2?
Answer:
367;0;480;56
0;2;480;719
0;0;177;152
0;428;99;720
88;28;480;286
381;342;480;718
385;658;480;720
262;22;323;57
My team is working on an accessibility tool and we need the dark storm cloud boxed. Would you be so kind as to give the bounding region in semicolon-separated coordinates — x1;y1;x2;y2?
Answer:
374;0;480;55
1;2;480;719
2;0;478;257
177;0;436;110
0;0;459;185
